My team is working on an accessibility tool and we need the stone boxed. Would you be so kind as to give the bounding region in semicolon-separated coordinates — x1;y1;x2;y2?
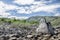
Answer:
0;38;4;40
5;34;10;39
17;37;23;40
36;18;49;33
38;37;42;40
49;37;55;40
47;22;55;35
9;37;17;40
36;18;55;35
58;34;60;37
33;33;42;38
8;34;20;38
43;34;51;38
1;35;9;40
27;35;34;38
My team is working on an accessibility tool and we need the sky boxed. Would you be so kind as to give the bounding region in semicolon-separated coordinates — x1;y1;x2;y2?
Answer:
0;0;60;19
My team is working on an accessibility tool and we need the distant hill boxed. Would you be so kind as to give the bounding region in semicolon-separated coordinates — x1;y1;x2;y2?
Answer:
27;16;60;27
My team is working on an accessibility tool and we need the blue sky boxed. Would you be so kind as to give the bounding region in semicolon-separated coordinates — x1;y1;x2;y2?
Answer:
0;0;60;19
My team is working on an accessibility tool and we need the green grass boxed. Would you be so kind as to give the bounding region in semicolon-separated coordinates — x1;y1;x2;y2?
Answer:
0;18;38;28
0;16;60;28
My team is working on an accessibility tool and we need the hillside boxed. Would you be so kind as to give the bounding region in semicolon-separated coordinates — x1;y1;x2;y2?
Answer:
0;16;60;28
27;16;60;27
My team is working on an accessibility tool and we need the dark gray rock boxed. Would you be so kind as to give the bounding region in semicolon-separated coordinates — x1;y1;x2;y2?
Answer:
0;35;10;40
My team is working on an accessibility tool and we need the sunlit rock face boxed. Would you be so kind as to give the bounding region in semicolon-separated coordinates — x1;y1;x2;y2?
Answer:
36;18;55;35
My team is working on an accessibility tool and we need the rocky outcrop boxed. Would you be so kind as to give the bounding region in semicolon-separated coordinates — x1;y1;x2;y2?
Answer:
36;18;55;35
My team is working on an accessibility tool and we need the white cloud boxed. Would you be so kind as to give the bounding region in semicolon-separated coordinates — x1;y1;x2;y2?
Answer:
0;0;60;19
32;4;60;13
14;0;52;5
0;1;18;18
0;1;18;10
54;13;60;16
16;7;32;14
17;9;32;14
0;1;29;19
16;4;60;14
0;1;11;17
0;13;10;17
15;1;46;14
13;0;60;14
5;5;17;10
14;0;34;5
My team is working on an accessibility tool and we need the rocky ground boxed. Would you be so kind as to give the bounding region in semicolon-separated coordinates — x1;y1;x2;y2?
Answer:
0;25;60;40
0;23;59;40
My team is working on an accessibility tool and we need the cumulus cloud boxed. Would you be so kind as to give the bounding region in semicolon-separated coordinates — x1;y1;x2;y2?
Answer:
0;0;60;19
55;13;60;16
14;0;34;5
0;1;18;10
16;7;32;14
32;4;60;13
0;1;18;18
13;0;60;14
0;1;11;17
16;3;60;14
1;0;60;15
0;1;29;19
14;0;52;5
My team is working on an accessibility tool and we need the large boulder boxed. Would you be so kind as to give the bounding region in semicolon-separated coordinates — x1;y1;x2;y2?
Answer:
36;18;55;35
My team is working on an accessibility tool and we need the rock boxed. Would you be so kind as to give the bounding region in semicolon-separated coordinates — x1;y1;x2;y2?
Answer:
1;35;10;40
9;37;17;40
5;34;10;39
38;37;42;40
17;37;23;40
43;34;51;38
49;37;54;40
53;35;58;39
58;34;60;37
36;18;55;35
27;35;34;38
54;30;58;35
0;36;4;40
34;33;42;38
36;18;49;33
9;34;20;38
47;22;55;35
